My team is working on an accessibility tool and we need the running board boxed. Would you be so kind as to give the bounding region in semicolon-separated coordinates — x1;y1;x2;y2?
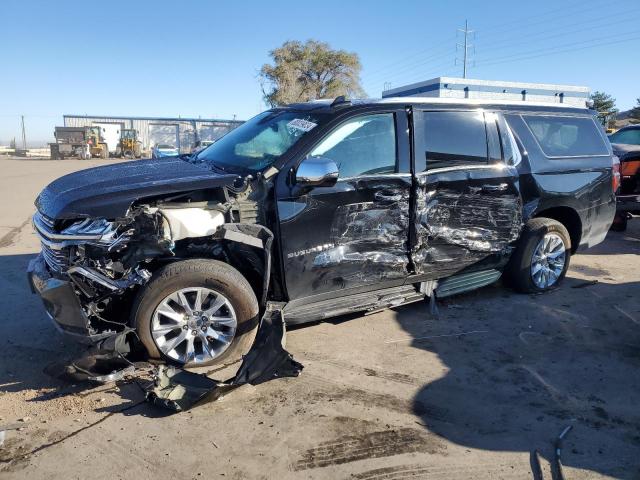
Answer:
283;285;422;325
435;269;502;298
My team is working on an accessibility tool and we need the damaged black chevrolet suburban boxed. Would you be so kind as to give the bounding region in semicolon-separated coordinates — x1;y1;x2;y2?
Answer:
28;98;616;368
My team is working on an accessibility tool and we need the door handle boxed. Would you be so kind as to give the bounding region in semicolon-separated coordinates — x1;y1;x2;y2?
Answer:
481;183;508;193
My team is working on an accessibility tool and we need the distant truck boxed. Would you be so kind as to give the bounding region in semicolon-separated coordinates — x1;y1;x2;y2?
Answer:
49;127;108;160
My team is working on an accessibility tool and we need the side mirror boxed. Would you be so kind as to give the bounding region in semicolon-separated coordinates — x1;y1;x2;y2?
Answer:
295;157;339;187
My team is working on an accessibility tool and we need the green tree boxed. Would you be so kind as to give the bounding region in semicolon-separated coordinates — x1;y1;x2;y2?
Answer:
630;98;640;121
590;91;617;114
259;40;365;107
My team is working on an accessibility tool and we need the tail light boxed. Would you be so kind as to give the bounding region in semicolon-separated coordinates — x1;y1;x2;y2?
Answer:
612;156;621;193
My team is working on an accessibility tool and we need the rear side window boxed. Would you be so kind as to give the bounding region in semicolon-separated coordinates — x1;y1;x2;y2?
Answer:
420;111;488;171
522;115;608;157
609;128;640;146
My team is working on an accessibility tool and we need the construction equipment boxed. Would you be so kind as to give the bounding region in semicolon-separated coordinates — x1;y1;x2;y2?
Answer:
50;127;108;160
116;129;142;158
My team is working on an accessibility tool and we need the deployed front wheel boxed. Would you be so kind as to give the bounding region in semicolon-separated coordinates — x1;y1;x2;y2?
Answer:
132;259;259;368
505;218;571;293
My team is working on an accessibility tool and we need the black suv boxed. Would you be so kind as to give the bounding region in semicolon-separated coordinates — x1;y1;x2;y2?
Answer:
28;98;616;368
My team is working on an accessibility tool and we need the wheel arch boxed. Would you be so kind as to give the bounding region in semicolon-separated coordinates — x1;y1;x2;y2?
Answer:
533;206;582;253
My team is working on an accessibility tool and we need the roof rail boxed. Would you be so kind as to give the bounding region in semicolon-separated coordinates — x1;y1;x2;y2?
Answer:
330;96;351;108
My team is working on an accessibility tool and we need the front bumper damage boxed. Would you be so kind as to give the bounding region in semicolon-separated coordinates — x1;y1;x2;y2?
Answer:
29;252;303;413
27;254;115;343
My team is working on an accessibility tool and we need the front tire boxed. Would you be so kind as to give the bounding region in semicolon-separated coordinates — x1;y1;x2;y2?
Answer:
132;259;259;368
505;218;571;293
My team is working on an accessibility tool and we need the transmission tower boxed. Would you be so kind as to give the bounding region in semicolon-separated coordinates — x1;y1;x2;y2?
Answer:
456;20;475;78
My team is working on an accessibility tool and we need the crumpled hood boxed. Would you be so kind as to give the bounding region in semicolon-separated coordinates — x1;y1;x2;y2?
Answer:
36;157;239;219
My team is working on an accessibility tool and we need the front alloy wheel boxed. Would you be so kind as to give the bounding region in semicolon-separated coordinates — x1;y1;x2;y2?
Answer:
530;232;566;289
151;287;237;365
133;259;259;368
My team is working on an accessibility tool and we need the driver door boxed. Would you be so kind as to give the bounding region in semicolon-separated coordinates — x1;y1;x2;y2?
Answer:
277;108;412;301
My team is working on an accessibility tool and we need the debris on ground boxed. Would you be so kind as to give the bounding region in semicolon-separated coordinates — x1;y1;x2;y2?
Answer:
554;425;573;480
146;307;303;412
571;280;598;289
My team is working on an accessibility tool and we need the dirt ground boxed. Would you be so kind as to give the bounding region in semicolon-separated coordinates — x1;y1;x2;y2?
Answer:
0;157;639;480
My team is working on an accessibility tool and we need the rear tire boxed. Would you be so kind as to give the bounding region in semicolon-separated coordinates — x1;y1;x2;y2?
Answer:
505;218;571;293
132;259;259;368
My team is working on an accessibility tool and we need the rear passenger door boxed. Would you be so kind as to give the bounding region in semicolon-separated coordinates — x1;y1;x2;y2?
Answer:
412;109;523;279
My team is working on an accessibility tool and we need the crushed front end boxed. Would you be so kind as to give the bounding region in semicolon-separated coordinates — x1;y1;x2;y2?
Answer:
28;210;157;342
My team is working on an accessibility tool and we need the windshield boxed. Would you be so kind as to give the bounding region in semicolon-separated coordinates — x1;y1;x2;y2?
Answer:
195;110;325;173
609;128;640;145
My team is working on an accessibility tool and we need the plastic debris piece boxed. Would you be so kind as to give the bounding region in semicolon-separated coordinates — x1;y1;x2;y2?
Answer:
146;307;303;412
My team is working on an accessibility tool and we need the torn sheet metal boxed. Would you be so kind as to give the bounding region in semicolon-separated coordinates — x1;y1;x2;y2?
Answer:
413;187;522;277
146;307;303;412
311;186;410;285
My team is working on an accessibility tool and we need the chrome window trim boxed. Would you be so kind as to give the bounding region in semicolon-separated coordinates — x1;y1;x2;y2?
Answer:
415;164;507;176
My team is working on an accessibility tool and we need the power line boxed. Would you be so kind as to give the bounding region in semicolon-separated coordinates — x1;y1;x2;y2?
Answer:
476;33;640;68
364;0;605;84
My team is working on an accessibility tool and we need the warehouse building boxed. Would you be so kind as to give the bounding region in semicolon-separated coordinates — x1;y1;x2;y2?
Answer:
63;114;243;154
382;77;590;107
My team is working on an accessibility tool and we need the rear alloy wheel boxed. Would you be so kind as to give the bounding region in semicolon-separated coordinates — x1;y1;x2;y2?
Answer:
505;217;571;293
151;287;237;364
530;232;566;289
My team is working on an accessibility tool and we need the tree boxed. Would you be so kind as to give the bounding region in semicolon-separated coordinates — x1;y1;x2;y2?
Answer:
630;98;640;121
589;91;617;114
259;40;365;107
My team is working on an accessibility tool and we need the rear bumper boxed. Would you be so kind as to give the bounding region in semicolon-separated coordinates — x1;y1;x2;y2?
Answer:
27;254;111;344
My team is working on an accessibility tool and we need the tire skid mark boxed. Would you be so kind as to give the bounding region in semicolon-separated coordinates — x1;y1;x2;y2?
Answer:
301;352;419;386
301;373;450;421
293;428;443;471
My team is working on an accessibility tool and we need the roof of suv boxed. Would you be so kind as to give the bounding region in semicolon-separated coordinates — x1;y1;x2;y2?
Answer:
284;97;591;114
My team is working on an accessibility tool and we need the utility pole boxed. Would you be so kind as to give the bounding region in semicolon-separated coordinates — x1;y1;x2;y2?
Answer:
20;115;27;150
457;20;474;79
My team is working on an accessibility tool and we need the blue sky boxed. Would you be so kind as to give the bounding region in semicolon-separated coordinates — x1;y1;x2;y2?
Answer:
1;0;639;144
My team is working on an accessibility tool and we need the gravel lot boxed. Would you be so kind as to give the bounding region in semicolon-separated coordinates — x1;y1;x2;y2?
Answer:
0;157;639;480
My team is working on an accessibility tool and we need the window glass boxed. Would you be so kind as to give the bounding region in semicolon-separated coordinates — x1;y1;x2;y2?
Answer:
310;113;396;178
485;112;502;163
420;111;488;171
523;115;609;157
609;128;640;146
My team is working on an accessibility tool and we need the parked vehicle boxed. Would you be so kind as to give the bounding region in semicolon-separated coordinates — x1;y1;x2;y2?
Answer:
29;98;616;368
49;126;108;160
191;140;215;154
116;129;143;159
94;123;121;157
608;125;640;231
152;143;179;158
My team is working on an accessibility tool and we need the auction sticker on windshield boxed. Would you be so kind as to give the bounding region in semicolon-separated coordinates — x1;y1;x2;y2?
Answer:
287;118;317;132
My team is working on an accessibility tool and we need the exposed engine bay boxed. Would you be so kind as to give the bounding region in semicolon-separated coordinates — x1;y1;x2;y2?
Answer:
31;174;270;341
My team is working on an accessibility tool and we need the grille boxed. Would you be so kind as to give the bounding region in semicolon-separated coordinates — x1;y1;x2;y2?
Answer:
33;212;72;273
41;242;71;273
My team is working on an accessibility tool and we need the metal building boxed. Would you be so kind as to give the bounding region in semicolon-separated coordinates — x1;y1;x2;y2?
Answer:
382;77;590;107
63;114;244;154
